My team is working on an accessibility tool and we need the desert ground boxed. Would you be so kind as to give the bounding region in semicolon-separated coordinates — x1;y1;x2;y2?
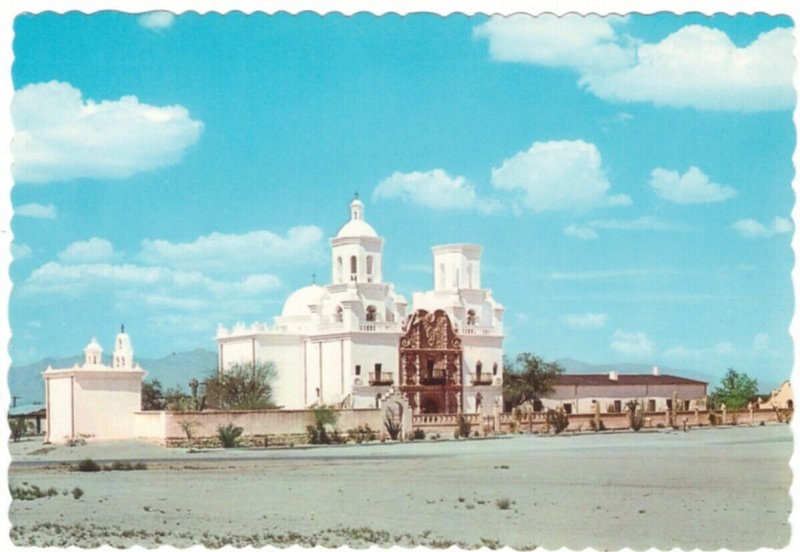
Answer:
8;424;792;549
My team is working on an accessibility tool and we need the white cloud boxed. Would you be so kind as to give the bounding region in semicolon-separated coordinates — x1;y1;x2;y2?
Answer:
373;169;501;213
561;312;607;329
58;237;120;264
753;333;772;352
491;140;630;212
138;11;176;32
16;202;57;219
733;217;793;238
475;16;795;112
138;225;325;274
22;262;281;301
11;243;32;260
663;342;736;362
590;216;672;231
12;81;203;183
649;167;736;204
611;329;654;358
563;224;598;240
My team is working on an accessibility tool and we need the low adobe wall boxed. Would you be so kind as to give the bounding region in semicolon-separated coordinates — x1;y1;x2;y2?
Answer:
133;408;384;446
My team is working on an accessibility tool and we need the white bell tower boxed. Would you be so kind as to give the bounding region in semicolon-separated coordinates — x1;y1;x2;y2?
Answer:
113;324;134;369
84;337;103;367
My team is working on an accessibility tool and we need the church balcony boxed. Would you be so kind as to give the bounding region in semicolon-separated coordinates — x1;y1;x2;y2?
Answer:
360;322;399;332
420;368;450;385
470;373;493;385
369;372;394;385
460;326;497;336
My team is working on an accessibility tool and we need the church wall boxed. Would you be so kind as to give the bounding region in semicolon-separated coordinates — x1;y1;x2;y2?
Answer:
72;372;143;440
256;335;305;409
45;374;74;443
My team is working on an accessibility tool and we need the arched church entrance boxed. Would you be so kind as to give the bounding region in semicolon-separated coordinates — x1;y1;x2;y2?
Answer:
399;309;464;415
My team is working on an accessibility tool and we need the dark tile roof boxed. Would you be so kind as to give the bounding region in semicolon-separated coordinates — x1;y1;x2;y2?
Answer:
555;373;707;386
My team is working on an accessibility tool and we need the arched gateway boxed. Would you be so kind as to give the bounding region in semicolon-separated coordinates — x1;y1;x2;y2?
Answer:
399;309;463;414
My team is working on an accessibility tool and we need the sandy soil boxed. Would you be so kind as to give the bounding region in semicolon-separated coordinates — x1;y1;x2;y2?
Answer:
8;424;792;549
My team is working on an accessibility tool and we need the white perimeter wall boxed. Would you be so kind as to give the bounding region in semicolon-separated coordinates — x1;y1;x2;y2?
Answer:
45;375;74;443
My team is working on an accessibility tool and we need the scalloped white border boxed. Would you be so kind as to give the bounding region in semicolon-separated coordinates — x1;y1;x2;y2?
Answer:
0;3;797;552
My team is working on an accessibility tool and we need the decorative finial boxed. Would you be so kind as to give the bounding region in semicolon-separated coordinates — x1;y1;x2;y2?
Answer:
312;273;316;284
354;191;359;200
120;323;125;334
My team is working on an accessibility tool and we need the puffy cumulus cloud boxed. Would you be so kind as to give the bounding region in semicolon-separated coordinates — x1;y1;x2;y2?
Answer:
12;81;203;183
138;11;176;31
563;224;597;240
11;243;33;260
138;226;325;274
16;202;57;219
649;167;736;204
491;140;630;212
474;15;632;74
57;237;120;264
475;16;795;112
610;329;654;358
561;312;607;329
373;169;502;214
733;217;793;238
21;262;281;301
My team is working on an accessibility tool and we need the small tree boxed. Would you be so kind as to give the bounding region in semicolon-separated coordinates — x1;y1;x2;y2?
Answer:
178;420;201;447
384;413;402;441
503;353;563;409
709;369;758;410
203;362;277;410
9;418;31;442
141;379;165;410
307;405;339;444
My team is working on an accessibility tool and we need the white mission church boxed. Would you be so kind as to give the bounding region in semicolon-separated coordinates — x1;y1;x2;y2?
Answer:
216;197;505;414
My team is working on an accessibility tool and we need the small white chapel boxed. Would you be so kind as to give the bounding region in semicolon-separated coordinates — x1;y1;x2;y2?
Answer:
216;197;505;414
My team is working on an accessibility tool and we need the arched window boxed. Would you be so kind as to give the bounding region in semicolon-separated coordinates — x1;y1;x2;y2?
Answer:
350;256;358;281
336;257;343;283
366;305;377;322
335;305;343;323
366;255;373;275
492;362;498;376
476;360;483;375
467;309;476;326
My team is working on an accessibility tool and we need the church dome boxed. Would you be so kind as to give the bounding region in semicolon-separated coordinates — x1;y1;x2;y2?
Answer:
281;284;327;318
335;198;378;238
84;337;102;354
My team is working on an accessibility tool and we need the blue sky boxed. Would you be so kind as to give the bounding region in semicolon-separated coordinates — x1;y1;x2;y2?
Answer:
8;12;796;390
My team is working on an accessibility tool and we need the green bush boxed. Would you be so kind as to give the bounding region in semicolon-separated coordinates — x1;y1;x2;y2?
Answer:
627;400;645;432
708;412;719;426
545;409;569;434
9;418;32;442
77;459;101;472
412;428;425;440
217;423;244;448
496;498;512;510
71;487;84;500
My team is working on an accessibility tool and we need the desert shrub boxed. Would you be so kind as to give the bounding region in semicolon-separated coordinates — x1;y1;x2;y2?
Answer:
217;423;244;448
508;420;518;433
133;462;148;470
307;405;339;444
456;415;471;438
347;424;377;444
496;498;512;510
384;414;402;441
77;459;101;472
708;412;719;426
626;400;645;432
544;409;569;434
71;487;84;500
9;418;32;442
412;428;425;440
10;484;59;501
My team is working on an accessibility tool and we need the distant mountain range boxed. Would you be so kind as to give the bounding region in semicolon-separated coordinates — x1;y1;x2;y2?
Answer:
7;349;219;408
6;350;778;408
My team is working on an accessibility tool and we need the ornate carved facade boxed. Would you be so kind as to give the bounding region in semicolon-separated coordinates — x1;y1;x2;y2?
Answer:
399;309;463;414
